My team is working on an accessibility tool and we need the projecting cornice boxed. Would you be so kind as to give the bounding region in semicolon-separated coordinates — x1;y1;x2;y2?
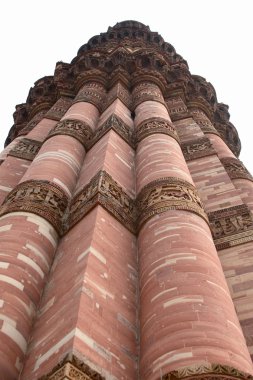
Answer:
5;20;241;156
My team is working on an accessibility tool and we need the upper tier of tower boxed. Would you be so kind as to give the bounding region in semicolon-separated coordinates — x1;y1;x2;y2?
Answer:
5;20;240;156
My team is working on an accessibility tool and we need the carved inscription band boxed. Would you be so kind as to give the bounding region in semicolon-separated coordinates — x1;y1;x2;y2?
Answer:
132;81;165;109
181;136;215;161
39;354;104;380
8;138;42;161
69;172;208;233
208;204;253;250
0;180;68;235
136;117;179;144
162;363;253;380
74;82;106;113
221;157;253;182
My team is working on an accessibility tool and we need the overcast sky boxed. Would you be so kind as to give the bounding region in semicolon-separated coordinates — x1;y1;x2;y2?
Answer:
1;0;253;173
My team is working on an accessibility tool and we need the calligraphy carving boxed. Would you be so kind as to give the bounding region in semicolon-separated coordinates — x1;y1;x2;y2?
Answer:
137;177;208;229
181;136;215;161
221;157;253;182
87;114;135;149
104;83;132;110
47;119;93;148
69;171;136;233
39;353;105;380
190;109;220;136
8;138;42;161
208;204;253;250
166;97;189;121
74;82;106;112
163;362;253;380
45;97;73;121
0;180;68;234
132;82;164;109
136;117;179;144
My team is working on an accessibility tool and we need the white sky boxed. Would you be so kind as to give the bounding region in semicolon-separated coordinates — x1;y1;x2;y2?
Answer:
1;0;253;172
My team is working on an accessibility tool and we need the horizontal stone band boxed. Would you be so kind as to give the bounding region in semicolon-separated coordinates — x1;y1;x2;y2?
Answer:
46;118;93;148
8;138;42;161
136;117;179;144
136;176;208;229
162;363;253;380
0;180;69;235
221;157;253;182
181;136;215;161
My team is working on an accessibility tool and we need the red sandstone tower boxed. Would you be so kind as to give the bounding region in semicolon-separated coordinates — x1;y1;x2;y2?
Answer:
1;20;253;380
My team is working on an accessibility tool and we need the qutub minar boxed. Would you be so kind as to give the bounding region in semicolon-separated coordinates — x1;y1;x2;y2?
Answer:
1;20;253;380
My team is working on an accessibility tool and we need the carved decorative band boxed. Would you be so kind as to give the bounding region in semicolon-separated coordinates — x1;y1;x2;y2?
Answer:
181;136;215;161
69;171;136;233
136;177;208;229
8;138;42;161
136;117;179;144
162;363;253;379
39;354;105;380
47;119;93;148
0;180;69;234
18;110;46;137
87;114;135;150
132;82;165;109
221;157;253;182
45;97;73;121
74;84;105;113
208;204;253;250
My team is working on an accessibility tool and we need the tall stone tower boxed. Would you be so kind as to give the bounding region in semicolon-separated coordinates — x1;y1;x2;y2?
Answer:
1;20;253;380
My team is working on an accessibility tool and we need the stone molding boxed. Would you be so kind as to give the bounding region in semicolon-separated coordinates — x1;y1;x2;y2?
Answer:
45;97;73;121
181;136;215;161
136;117;179;144
69;170;136;233
87;114;135;149
74;82;106;113
208;204;253;250
132;81;165;109
46;119;93;148
0;180;69;234
137;177;208;229
8;138;42;161
39;354;104;380
162;363;253;380
221;157;253;182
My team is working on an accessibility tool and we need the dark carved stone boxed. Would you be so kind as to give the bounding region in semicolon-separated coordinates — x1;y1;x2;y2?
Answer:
18;110;47;137
87;114;135;149
0;180;69;235
39;353;105;380
163;362;253;379
69;171;136;233
136;117;179;144
104;82;132;111
181;136;215;161
74;82;106;113
45;97;73;121
190;109;220;136
208;204;253;250
0;159;4;166
221;157;253;182
132;81;165;109
166;97;189;121
47;119;93;148
8;138;42;161
137;177;208;230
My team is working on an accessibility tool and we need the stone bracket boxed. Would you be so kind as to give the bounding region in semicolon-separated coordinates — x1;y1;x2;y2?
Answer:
8;138;42;161
208;204;253;250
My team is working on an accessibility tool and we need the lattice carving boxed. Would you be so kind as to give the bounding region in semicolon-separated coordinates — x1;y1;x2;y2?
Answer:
69;171;136;233
8;138;42;161
136;177;208;229
47;119;93;148
163;362;253;379
181;136;215;161
221;157;253;182
0;180;68;234
136;117;179;144
87;114;135;149
39;354;105;380
208;204;253;250
74;82;106;112
132;81;165;109
45;97;73;121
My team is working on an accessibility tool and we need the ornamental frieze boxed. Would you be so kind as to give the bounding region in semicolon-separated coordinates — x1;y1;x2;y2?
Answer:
45;97;73;121
39;353;105;380
163;363;253;380
221;157;253;182
166;97;189;121
181;136;215;161
47;119;93;148
69;171;136;233
135;117;179;144
74;82;106;113
0;180;68;235
132;81;165;109
190;109;220;136
104;82;132;111
208;204;253;250
87;114;135;150
136;177;208;230
8;138;42;161
18;110;47;137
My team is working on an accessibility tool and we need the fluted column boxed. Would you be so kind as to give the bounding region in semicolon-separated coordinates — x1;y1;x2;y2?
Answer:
0;84;100;379
133;82;253;379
